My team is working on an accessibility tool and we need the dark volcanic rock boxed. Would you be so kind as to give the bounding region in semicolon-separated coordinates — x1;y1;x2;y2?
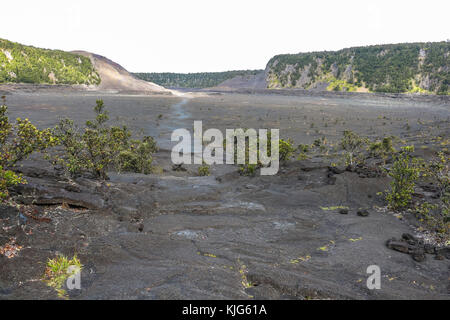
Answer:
402;233;418;243
345;165;356;172
357;209;369;217
411;249;426;262
328;166;345;174
423;244;436;254
435;254;445;260
299;160;328;172
34;194;104;209
64;184;81;193
172;164;187;172
11;172;105;210
386;238;413;254
326;173;337;185
339;208;349;214
386;234;443;263
436;247;450;260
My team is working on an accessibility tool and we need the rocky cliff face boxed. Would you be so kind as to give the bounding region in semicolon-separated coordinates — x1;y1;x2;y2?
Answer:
265;42;450;94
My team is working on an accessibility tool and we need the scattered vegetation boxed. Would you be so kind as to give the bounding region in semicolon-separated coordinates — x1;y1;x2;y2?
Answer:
292;128;447;238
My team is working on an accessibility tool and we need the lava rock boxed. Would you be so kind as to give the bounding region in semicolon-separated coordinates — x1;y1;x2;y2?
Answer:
172;164;187;172
423;244;436;254
357;209;369;217
339;208;349;214
345;165;355;172
328;166;345;174
327;176;337;185
402;232;416;241
402;233;423;246
64;184;81;193
411;249;426;262
436;247;450;260
386;238;412;254
435;254;445;260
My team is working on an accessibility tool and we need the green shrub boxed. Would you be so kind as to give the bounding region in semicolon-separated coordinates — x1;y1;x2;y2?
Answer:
0;98;56;198
297;144;310;153
414;202;449;235
43;254;82;299
119;136;156;174
53;100;157;179
297;143;310;160
340;130;368;165
0;166;25;198
198;162;211;176
239;163;257;177
51;118;86;176
369;136;396;163
279;138;295;161
385;146;423;210
424;151;449;219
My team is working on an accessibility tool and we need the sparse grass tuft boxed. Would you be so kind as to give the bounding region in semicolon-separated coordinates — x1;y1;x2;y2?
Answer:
43;254;82;299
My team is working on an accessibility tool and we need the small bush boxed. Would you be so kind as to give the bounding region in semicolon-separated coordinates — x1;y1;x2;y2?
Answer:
296;143;310;160
424;151;449;219
53;100;157;179
0;99;56;198
385;146;423;210
340;130;368;165
116;137;157;174
227;131;294;174
198;162;211;176
297;144;310;153
414;202;448;235
239;163;257;177
369;136;396;163
43;254;82;299
279;138;295;161
0;166;25;198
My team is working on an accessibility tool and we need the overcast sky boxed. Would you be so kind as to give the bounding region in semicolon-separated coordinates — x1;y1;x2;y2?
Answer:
2;0;449;73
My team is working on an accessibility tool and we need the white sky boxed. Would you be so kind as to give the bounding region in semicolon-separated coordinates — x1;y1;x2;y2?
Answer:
2;0;449;73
